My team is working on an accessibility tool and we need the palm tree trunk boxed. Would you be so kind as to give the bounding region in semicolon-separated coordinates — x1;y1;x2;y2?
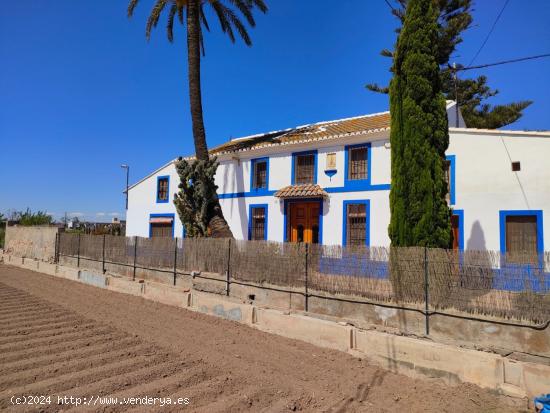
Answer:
186;0;208;161
186;1;233;238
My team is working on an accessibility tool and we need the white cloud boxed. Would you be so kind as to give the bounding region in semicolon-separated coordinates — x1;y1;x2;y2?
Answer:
96;212;106;217
108;212;120;217
69;212;85;217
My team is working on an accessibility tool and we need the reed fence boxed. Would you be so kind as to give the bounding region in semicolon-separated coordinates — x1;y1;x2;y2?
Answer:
56;233;550;328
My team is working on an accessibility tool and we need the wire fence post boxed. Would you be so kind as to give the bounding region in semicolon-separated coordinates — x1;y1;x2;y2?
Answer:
424;246;430;335
133;236;137;281
77;233;81;268
304;243;309;312
173;238;178;286
54;232;59;264
226;238;232;296
102;234;106;274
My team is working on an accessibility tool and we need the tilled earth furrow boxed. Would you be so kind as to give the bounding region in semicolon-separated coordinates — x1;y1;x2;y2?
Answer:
63;361;204;413
0;355;163;408
0;332;128;364
0;342;150;389
0;314;79;330
0;309;73;326
0;337;141;375
0;325;115;353
0;300;49;313
1;317;87;336
28;359;180;413
0;322;98;346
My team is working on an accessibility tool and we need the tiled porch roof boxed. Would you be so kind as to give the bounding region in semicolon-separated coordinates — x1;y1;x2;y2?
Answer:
210;112;390;156
274;184;329;199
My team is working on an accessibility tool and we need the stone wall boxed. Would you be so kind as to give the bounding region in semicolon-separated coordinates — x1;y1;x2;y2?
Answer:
4;226;59;262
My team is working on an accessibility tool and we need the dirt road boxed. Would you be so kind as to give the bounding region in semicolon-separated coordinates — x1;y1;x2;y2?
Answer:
0;264;524;412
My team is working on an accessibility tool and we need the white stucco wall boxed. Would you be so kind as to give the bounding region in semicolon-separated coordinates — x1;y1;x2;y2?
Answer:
448;128;550;251
126;128;550;252
126;161;184;238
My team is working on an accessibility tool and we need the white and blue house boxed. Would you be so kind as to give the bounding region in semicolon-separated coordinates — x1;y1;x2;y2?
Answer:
126;102;550;259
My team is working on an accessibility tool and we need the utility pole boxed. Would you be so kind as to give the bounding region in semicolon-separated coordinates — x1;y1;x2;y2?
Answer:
453;62;459;128
120;164;130;210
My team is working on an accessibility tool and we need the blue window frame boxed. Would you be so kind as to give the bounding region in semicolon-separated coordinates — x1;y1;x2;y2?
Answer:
250;157;270;194
149;213;175;238
248;204;268;240
156;175;170;204
342;200;370;246
291;150;318;185
344;144;371;191
445;155;456;205
499;210;544;256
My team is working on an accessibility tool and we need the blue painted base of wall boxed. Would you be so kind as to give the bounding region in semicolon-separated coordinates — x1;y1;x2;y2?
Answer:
314;256;550;293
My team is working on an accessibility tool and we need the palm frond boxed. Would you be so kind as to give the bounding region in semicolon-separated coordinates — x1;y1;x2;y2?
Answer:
210;1;236;43
167;3;177;42
199;3;211;32
210;2;251;45
178;5;184;24
248;0;268;14
228;0;255;26
224;6;252;45
199;23;206;56
146;0;168;40
127;0;140;17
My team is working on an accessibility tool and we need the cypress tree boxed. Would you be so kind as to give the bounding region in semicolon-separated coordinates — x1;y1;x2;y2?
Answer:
388;0;451;248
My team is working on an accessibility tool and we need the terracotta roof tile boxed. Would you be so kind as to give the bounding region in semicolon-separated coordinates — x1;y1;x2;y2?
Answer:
210;112;390;155
274;184;328;199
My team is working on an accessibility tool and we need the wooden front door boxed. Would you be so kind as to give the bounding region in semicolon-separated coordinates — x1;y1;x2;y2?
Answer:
289;202;320;244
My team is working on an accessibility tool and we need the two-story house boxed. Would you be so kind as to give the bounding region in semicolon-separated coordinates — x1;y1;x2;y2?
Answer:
126;102;550;257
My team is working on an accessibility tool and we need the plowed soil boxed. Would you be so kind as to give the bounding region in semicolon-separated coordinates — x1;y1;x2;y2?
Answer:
0;264;525;412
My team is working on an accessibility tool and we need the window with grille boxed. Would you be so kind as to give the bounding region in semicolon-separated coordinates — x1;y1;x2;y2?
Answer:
151;222;173;238
505;215;538;262
346;203;367;246
253;159;268;190
250;207;266;240
347;146;368;180
444;160;451;203
294;154;315;185
157;177;169;202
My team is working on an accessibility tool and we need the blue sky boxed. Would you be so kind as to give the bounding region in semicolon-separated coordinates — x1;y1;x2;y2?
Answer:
1;0;549;222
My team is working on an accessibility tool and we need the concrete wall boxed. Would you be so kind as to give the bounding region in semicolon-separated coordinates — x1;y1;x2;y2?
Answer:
4;226;59;261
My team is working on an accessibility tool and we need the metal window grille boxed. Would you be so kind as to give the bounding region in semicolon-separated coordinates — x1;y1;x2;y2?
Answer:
346;204;366;246
253;161;267;189
295;154;315;184
251;207;266;240
444;160;451;203
157;178;169;201
506;215;538;262
348;147;368;180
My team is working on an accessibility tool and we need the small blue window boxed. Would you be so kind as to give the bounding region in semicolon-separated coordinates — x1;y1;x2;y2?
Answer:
251;158;269;192
291;151;317;185
248;204;268;240
156;176;170;203
342;200;370;246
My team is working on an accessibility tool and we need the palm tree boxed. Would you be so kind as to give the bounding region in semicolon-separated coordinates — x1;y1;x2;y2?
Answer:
128;0;267;237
